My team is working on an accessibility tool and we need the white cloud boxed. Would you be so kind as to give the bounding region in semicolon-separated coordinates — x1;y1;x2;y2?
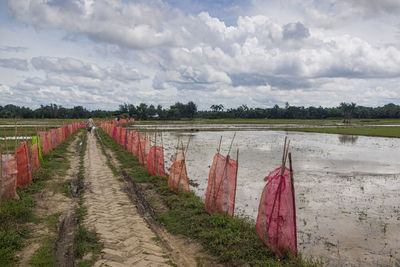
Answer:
2;0;400;109
0;57;29;71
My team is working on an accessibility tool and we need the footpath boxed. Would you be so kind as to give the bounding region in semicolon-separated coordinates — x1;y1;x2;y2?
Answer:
83;133;171;266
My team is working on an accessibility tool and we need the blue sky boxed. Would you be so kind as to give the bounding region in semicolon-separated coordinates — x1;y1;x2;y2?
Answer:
1;0;400;110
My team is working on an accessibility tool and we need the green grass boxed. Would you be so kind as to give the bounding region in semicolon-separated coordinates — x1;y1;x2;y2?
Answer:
74;133;102;266
97;129;318;266
74;226;102;259
285;126;400;138
29;238;56;267
0;130;81;266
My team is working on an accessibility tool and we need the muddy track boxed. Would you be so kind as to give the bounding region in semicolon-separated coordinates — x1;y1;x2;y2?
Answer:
83;133;172;266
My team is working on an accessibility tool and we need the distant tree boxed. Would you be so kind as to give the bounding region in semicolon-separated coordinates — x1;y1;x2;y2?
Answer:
210;104;224;112
119;103;129;114
136;103;148;120
340;102;356;123
186;101;197;119
156;105;167;120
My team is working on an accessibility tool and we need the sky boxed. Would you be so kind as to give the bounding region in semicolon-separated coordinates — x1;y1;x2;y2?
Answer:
1;0;400;110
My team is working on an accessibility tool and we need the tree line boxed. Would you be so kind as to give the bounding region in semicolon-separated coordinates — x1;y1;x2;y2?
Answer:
118;102;400;121
0;104;113;119
1;102;400;121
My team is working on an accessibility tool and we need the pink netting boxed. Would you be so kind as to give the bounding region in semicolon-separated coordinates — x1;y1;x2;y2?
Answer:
256;167;297;258
1;155;19;202
204;153;238;217
16;141;32;188
146;146;166;177
138;136;150;165
30;143;40;171
168;153;189;192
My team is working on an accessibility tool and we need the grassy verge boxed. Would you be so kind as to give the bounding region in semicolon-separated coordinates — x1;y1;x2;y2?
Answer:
0;131;80;266
74;134;102;267
285;126;400;138
96;129;319;266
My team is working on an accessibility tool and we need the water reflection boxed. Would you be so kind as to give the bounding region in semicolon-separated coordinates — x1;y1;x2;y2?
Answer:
338;134;358;144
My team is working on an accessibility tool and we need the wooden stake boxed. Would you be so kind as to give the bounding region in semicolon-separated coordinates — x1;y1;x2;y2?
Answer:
281;136;287;166
217;136;222;154
14;121;17;154
281;137;290;175
289;152;294;186
288;152;298;253
227;132;236;156
0;143;2;196
3;129;9;155
175;137;180;154
184;136;191;156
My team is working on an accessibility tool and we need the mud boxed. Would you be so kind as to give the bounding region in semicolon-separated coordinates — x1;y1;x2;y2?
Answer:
54;135;84;266
54;210;76;267
138;128;400;266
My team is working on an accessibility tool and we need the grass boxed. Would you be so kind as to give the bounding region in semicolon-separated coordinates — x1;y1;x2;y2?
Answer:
74;133;102;266
97;129;319;266
285;126;400;138
0;130;80;266
29;237;56;267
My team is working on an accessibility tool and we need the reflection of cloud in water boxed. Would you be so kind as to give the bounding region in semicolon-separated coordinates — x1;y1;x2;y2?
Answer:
338;135;358;144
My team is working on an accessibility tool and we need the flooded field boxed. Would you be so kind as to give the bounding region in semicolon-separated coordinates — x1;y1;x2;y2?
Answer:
131;124;400;266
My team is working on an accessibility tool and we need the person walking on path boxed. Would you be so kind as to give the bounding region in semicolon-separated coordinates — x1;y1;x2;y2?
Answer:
86;117;95;134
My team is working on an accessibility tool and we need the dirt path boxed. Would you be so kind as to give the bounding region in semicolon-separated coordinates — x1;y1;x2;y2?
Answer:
83;133;172;266
17;134;81;266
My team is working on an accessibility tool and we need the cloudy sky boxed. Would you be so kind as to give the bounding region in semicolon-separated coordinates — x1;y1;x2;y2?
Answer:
1;0;400;110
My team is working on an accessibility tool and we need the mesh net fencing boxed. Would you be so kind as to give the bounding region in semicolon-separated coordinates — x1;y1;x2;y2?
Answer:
256;166;297;258
205;153;238;217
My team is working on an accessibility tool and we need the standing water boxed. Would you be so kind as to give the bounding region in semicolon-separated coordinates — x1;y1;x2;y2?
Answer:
131;126;400;266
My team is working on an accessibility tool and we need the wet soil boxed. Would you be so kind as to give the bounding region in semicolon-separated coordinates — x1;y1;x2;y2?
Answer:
141;129;400;266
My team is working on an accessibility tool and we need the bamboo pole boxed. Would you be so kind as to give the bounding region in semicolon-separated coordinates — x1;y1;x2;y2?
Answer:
281;137;290;175
217;136;222;154
3;128;9;155
227;132;236;156
14;121;17;154
0;143;2;189
288;152;298;253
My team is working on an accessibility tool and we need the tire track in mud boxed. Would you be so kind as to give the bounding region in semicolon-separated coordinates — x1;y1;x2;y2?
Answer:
83;133;171;266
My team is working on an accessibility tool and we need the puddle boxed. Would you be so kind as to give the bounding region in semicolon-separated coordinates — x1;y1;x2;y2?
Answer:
134;127;400;266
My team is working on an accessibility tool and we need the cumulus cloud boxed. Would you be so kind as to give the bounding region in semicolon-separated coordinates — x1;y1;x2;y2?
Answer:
31;56;146;82
0;58;29;71
7;0;186;49
0;46;28;53
0;84;13;94
3;0;400;108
